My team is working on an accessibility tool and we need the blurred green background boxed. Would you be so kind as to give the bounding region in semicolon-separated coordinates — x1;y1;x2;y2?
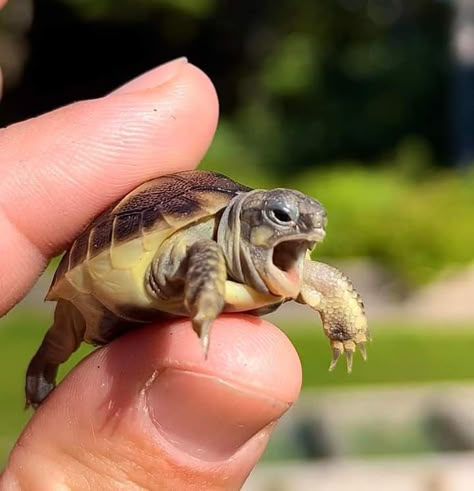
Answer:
1;0;474;482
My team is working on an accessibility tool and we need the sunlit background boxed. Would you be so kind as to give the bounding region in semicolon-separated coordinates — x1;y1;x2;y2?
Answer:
1;1;474;489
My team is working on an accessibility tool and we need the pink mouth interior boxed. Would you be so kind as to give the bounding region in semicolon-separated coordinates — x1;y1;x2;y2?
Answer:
273;242;300;273
272;240;310;293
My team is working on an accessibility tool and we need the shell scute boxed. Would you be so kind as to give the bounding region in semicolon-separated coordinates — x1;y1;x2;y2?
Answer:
112;212;143;244
68;231;91;270
142;206;164;230
90;219;113;255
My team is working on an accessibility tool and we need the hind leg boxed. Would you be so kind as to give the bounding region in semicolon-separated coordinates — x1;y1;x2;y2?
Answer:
25;299;86;409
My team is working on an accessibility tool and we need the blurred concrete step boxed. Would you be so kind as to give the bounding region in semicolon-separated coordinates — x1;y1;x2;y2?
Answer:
244;452;474;491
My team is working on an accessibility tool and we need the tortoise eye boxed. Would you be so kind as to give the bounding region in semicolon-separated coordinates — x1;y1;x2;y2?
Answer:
266;205;298;225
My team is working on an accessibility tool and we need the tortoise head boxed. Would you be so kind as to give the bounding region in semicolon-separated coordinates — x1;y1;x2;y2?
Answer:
217;188;327;298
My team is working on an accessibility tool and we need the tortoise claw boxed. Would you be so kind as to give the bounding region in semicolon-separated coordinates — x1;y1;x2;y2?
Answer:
201;326;210;360
328;346;342;372
328;337;368;372
359;342;367;361
192;316;211;359
345;350;353;374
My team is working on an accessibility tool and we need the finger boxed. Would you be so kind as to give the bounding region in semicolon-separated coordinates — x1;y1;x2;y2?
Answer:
0;59;219;313
3;316;302;490
110;57;189;94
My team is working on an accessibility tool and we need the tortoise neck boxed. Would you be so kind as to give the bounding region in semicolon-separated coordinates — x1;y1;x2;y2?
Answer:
216;191;270;294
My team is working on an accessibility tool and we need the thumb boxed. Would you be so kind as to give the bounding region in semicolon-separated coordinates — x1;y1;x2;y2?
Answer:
2;316;301;490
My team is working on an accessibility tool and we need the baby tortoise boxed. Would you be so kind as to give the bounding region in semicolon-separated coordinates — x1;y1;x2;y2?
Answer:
25;170;368;408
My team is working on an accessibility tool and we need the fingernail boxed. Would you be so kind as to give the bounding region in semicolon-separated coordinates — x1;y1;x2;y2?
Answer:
111;57;188;95
147;368;289;462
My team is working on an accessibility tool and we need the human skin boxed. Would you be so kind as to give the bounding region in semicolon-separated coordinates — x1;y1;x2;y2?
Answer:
0;14;302;491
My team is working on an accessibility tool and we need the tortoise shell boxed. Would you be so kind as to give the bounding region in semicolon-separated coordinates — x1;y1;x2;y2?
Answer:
47;170;250;301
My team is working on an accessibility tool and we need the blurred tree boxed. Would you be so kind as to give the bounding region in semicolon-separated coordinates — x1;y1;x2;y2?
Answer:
227;0;451;174
0;0;452;177
0;0;471;282
452;0;474;166
0;0;32;96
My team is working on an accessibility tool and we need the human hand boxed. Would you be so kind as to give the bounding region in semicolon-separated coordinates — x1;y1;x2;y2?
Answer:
0;55;302;490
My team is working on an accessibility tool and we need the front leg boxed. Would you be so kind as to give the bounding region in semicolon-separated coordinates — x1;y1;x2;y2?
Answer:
184;240;227;357
298;260;369;372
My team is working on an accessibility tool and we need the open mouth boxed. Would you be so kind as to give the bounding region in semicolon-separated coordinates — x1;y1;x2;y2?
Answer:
268;238;317;298
272;240;312;273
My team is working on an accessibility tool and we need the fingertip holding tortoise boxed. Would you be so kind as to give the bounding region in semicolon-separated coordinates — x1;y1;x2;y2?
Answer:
25;170;369;409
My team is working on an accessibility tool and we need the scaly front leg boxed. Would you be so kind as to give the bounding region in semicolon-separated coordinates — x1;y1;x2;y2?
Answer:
147;231;227;357
184;240;227;357
298;260;369;372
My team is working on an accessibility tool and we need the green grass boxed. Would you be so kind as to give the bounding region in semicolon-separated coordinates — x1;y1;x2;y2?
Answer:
289;322;474;387
1;310;474;466
0;310;92;467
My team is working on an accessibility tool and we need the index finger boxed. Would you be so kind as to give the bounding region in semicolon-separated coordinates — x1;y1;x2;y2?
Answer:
0;60;219;313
